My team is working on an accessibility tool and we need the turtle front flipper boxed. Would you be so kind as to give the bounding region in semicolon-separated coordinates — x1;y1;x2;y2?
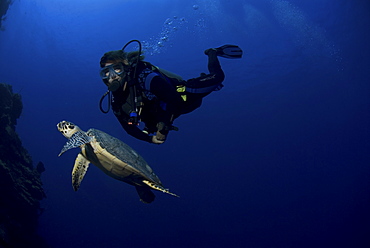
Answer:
72;153;90;191
135;186;155;203
59;131;92;156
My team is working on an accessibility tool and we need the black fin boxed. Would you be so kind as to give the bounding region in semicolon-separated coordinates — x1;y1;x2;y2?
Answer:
135;186;155;203
216;44;243;59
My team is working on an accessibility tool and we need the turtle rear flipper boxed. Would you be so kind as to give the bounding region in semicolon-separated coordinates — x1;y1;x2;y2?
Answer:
135;186;155;203
142;180;179;198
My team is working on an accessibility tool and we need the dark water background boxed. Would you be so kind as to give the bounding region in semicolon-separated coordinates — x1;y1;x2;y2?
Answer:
0;0;369;247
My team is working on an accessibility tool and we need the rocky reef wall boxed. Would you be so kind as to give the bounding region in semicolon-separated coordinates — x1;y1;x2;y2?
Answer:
0;83;48;248
0;0;13;31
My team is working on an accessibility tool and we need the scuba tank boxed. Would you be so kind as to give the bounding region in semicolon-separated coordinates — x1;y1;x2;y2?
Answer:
151;65;187;101
155;66;183;83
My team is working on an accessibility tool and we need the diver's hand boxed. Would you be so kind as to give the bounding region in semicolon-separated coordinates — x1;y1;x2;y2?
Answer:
151;131;167;144
151;136;164;144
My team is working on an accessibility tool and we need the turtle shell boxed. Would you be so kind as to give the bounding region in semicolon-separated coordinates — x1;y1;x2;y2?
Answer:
84;128;162;187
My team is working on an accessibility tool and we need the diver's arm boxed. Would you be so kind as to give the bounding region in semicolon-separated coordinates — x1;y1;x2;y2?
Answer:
148;76;185;143
115;114;153;143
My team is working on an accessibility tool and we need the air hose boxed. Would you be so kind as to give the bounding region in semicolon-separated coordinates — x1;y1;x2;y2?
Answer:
99;91;111;114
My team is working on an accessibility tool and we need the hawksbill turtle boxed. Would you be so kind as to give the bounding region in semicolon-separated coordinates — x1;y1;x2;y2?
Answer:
57;120;178;203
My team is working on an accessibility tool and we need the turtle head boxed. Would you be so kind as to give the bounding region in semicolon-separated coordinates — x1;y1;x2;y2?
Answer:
57;121;82;138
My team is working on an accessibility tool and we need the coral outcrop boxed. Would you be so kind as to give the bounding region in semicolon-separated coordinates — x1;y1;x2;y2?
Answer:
0;83;48;248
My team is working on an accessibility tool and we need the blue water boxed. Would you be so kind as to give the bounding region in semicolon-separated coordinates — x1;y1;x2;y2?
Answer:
1;0;369;247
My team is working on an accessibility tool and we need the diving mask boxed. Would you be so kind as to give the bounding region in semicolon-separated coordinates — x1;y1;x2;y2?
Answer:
100;63;124;79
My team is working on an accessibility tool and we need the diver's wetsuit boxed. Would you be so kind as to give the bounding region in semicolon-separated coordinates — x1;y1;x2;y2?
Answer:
111;51;225;143
181;51;225;115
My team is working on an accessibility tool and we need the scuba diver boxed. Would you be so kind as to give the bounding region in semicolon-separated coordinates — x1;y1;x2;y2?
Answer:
99;40;242;144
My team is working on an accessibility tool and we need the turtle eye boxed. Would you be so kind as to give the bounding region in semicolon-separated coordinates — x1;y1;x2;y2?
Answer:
68;124;75;129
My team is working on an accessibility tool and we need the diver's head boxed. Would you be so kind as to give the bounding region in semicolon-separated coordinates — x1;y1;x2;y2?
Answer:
99;50;145;91
100;50;128;92
100;62;125;91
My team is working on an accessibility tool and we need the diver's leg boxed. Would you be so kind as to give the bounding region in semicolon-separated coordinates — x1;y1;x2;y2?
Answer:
185;49;225;95
204;48;225;80
180;49;226;114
